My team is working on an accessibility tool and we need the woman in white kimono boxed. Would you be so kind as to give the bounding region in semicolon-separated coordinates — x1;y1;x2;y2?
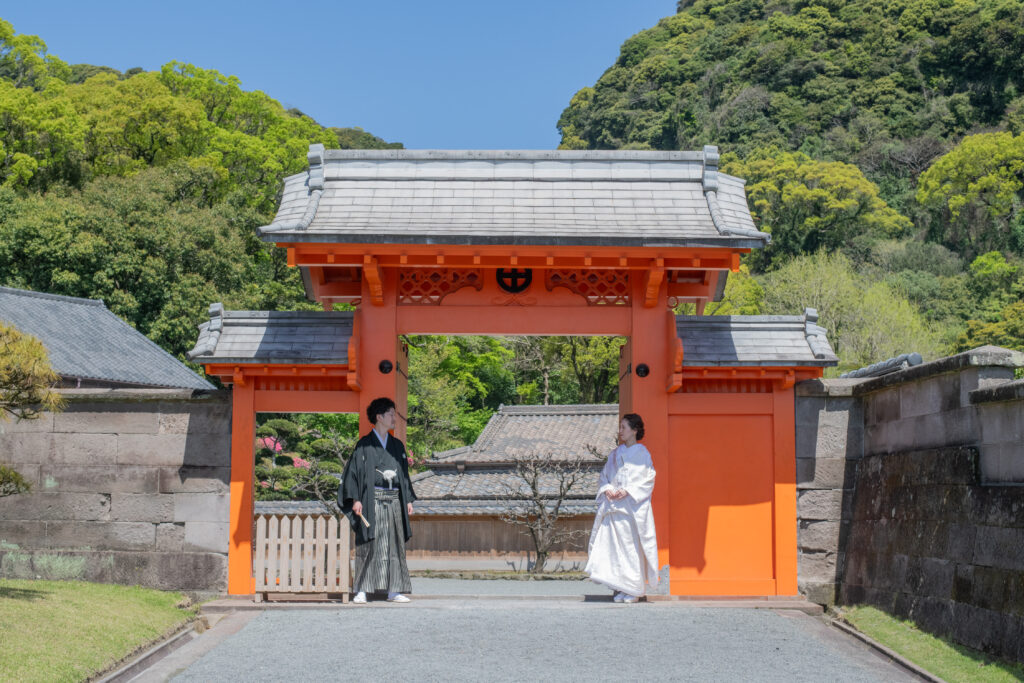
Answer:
585;413;659;603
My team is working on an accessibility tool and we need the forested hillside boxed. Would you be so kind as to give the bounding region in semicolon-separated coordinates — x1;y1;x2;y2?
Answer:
560;0;1024;363
3;8;1023;484
0;19;624;476
0;19;405;362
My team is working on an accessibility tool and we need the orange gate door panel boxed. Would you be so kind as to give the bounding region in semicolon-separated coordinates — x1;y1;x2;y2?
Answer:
668;394;778;596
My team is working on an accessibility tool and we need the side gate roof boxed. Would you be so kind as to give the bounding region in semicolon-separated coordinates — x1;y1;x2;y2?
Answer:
676;309;837;367
187;305;836;369
187;304;352;365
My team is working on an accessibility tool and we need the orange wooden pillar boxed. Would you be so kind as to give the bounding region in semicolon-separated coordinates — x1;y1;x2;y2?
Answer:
357;267;407;440
622;271;671;574
228;380;256;595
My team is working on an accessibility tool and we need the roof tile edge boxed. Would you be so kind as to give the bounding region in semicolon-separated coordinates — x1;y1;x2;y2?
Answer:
0;286;106;307
702;145;769;243
804;308;838;361
187;303;224;360
260;144;325;234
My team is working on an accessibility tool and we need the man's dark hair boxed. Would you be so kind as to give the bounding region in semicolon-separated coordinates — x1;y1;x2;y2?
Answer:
367;397;396;425
622;413;645;441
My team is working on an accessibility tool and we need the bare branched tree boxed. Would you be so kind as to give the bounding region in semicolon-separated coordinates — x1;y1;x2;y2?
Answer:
499;450;596;573
289;426;358;519
290;461;344;517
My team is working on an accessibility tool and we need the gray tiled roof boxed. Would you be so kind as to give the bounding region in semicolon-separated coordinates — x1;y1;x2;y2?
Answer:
258;146;769;249
412;467;601;500
411;403;610;517
411;498;597;516
428;404;618;464
254;500;334;515
187;303;352;364
676;308;838;367
0;287;212;390
254;498;597;517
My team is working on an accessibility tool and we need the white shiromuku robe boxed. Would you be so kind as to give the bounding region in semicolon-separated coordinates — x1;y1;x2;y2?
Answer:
585;443;659;596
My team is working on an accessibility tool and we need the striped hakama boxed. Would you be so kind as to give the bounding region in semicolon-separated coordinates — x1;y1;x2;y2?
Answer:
353;488;412;594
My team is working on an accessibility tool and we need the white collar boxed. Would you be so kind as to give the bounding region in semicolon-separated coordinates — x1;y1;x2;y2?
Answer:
373;429;389;449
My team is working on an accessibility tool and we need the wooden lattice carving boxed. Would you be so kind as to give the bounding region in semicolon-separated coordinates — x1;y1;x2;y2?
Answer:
398;269;483;305
545;269;630;305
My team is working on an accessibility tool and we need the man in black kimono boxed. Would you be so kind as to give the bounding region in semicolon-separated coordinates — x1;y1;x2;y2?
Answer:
339;397;416;603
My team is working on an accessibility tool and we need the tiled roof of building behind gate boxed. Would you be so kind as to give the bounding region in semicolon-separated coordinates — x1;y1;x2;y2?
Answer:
0;286;212;390
427;404;618;464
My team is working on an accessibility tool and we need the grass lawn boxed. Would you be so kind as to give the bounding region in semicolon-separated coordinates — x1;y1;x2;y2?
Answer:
0;579;197;683
839;605;1024;683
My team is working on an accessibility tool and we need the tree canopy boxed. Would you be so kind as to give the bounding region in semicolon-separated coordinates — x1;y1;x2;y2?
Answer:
558;0;1024;212
0;18;401;365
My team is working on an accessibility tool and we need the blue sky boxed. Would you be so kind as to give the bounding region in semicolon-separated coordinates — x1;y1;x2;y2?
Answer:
4;1;675;149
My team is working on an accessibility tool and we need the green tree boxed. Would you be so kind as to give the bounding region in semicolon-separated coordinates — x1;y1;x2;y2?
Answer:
0;321;63;420
331;127;404;150
253;414;354;502
760;251;945;374
917;132;1024;257
0;321;64;497
723;150;912;271
553;337;624;404
507;336;565;405
0;19;70;89
406;338;467;457
956;301;1024;352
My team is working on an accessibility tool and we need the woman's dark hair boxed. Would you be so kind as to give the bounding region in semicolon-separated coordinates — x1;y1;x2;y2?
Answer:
622;413;644;441
367;397;396;425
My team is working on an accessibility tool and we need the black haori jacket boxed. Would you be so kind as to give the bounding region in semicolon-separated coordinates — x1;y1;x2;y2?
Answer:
338;432;416;546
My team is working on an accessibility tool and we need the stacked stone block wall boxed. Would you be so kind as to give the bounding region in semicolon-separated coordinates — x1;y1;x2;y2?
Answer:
0;388;230;592
842;446;1024;662
972;379;1024;483
795;347;1024;662
794;380;861;605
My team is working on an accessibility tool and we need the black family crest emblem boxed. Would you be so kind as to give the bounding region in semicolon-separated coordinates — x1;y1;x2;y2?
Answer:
496;268;533;294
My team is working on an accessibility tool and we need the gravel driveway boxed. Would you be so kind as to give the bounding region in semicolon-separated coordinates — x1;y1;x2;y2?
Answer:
166;593;916;682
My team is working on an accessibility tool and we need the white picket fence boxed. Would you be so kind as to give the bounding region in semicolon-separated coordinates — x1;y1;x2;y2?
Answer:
253;513;350;598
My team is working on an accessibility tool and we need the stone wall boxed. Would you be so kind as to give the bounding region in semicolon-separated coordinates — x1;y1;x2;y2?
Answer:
843;445;1024;662
795;378;861;605
794;346;1024;662
0;388;231;592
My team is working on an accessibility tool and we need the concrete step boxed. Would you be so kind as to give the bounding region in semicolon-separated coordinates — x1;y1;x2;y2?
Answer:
201;594;823;615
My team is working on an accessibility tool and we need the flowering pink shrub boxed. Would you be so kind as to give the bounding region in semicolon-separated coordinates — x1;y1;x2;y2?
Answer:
292;457;310;469
260;481;270;488
258;437;283;453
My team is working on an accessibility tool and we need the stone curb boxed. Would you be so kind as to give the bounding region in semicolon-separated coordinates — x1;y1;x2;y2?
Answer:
645;596;823;614
93;620;199;683
829;618;944;683
200;595;823;612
